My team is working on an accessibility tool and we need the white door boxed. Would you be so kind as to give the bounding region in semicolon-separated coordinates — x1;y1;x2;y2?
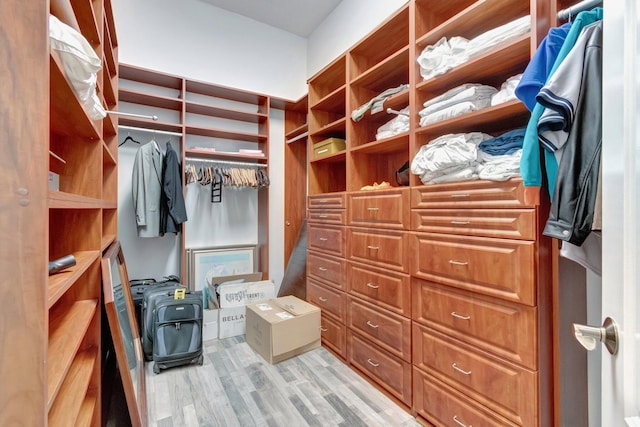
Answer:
599;0;640;425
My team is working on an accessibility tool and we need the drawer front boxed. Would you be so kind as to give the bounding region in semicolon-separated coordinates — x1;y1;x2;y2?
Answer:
308;224;345;257
411;178;529;209
411;232;535;305
411;208;536;240
321;314;346;360
309;193;346;210
413;368;517;427
308;209;346;225
413;324;537;426
347;296;411;361
347;262;411;316
348;331;412;405
307;279;346;322
347;228;408;273
307;252;346;289
348;189;409;229
412;279;536;369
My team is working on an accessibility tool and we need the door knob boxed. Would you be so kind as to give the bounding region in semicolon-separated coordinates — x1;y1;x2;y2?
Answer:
285;220;291;226
573;317;619;355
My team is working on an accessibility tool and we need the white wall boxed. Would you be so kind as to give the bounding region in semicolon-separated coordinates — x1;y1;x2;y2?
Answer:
307;0;409;77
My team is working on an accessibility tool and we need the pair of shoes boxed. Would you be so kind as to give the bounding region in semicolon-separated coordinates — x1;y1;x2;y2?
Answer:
360;181;391;191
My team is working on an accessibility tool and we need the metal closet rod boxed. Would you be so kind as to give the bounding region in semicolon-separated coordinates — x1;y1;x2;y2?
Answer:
557;0;602;20
118;124;184;137
108;110;159;121
185;157;268;168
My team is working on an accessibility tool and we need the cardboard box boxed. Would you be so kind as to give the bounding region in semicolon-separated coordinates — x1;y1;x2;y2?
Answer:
246;295;321;364
218;279;275;308
313;137;346;159
203;309;219;341
218;306;247;339
205;273;263;308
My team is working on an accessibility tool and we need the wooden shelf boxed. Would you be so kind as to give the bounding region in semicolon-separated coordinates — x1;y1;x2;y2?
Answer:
186;80;268;107
186;101;267;123
350;46;410;91
48;191;105;209
351;133;410;155
47;300;98;408
71;0;100;45
101;234;116;252
309;117;347;139
47;251;100;308
103;140;117;166
119;88;183;110
310;150;346;164
185;125;267;143
118;116;183;134
185;148;268;163
286;124;309;142
310;85;346;112
120;64;183;90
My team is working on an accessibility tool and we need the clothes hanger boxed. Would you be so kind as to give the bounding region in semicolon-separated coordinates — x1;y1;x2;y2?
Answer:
118;133;142;147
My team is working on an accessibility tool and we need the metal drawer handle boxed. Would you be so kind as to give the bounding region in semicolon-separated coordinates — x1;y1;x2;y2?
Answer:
452;363;472;375
366;282;379;289
453;415;471;427
449;260;468;266
320;327;328;332
366;320;379;329
450;220;471;225
450;194;470;198
318;215;328;218
367;245;379;250
318;200;330;203
367;358;379;367
317;148;329;154
318;267;328;272
451;312;471;320
367;207;379;211
319;237;328;241
318;297;328;302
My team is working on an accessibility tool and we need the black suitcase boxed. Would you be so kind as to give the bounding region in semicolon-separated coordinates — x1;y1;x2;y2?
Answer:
141;281;186;360
130;275;181;336
152;289;204;374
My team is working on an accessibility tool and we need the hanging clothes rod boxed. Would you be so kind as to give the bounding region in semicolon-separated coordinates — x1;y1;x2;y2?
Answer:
386;108;410;117
185;157;268;168
108;110;158;120
118;124;184;137
557;0;602;20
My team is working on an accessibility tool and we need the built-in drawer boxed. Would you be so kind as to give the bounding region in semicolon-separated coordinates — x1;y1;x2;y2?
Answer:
411;208;536;240
411;232;535;305
347;228;409;273
308;224;345;257
413;368;517;427
348;331;412;406
412;279;537;369
348;188;410;229
309;193;346;210
308;209;346;225
321;314;346;360
413;324;537;426
411;178;529;209
307;279;346;322
347;296;411;362
347;262;411;317
307;252;346;290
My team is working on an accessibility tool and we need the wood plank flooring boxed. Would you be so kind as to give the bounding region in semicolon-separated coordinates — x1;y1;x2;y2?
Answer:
145;336;421;427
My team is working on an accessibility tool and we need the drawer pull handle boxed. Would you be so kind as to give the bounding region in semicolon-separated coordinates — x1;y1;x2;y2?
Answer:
318;297;328;302
318;200;330;204
366;320;379;329
367;358;379;367
449;260;468;266
366;282;379;289
453;415;471;427
319;237;328;241
317;148;329;154
318;215;328;218
320;327;328;332
451;312;471;320
450;220;471;225
452;363;472;375
450;194;470;198
367;207;379;211
318;267;328;272
367;245;379;250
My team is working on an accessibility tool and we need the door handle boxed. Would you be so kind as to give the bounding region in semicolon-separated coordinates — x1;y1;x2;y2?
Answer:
573;317;619;355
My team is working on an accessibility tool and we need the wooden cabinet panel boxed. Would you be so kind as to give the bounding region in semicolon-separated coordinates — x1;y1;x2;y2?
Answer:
321;314;346;360
411;208;536;240
307;224;345;257
411;179;529;209
348;188;410;229
412;279;537;369
307;279;347;322
413;324;537;426
411;232;535;305
347;262;411;316
347;228;409;273
348;331;412;405
307;252;346;289
308;209;346;225
347;296;411;361
308;193;346;209
413;368;517;427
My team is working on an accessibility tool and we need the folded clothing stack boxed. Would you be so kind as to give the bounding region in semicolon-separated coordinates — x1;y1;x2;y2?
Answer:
419;84;497;126
477;128;526;181
376;106;410;140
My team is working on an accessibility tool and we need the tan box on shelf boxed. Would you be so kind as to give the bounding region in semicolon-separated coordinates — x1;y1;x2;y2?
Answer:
246;295;321;364
314;137;346;159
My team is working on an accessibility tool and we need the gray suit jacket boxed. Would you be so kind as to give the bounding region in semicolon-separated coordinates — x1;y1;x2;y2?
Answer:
132;141;163;238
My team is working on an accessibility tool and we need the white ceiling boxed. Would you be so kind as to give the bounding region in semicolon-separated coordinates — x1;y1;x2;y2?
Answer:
197;0;343;37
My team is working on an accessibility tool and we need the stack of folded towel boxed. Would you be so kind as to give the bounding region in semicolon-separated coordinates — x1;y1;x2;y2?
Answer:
419;84;497;126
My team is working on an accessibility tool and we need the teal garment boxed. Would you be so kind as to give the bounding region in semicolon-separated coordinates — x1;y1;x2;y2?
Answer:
520;7;603;197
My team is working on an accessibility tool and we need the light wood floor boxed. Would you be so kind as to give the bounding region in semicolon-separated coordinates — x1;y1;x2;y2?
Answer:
145;335;421;427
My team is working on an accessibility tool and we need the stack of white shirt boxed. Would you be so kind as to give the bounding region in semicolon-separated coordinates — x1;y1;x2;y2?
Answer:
376;107;410;140
491;74;523;106
419;84;497;126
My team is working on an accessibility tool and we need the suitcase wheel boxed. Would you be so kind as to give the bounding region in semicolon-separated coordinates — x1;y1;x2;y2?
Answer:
153;363;160;374
198;354;204;366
